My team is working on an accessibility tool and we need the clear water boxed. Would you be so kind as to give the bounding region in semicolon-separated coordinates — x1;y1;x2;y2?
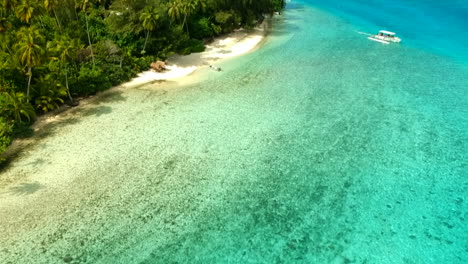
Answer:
1;0;467;263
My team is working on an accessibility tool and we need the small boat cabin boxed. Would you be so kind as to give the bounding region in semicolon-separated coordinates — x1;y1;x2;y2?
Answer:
368;30;402;44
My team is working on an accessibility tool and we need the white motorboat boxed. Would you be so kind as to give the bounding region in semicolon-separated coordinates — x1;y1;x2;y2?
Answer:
368;30;401;44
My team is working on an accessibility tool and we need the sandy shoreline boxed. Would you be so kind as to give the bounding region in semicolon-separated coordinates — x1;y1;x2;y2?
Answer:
0;22;269;163
122;23;267;88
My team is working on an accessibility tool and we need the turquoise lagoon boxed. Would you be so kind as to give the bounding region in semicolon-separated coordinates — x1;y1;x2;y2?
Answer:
0;0;467;263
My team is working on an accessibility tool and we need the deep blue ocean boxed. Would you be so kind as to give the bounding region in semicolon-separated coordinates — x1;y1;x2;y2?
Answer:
304;0;468;63
0;0;467;263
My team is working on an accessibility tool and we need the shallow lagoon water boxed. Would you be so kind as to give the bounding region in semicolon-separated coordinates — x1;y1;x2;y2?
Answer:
1;1;467;263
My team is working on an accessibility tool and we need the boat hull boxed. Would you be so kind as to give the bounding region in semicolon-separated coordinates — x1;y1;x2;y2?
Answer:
373;35;401;43
368;37;390;44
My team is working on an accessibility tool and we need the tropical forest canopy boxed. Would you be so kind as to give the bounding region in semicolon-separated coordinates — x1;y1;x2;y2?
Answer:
0;0;286;160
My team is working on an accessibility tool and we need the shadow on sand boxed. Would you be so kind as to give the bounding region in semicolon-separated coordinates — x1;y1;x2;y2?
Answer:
6;181;45;195
0;90;126;172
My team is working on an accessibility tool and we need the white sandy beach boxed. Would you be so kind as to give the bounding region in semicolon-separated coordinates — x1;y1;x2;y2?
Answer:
1;23;268;151
122;24;266;88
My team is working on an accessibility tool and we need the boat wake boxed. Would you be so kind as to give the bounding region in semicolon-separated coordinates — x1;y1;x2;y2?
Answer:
356;31;372;36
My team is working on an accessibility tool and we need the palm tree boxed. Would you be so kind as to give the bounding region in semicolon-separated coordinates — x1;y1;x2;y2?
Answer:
140;6;159;54
34;74;66;111
167;0;182;24
197;0;207;13
75;0;95;67
44;0;61;31
181;0;197;33
2;0;18;11
181;0;206;33
0;13;10;33
15;0;43;24
14;26;45;101
48;35;82;103
0;90;36;123
167;0;198;33
0;27;14;54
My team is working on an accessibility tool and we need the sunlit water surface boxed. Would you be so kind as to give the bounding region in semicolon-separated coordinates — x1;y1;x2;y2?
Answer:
0;0;467;263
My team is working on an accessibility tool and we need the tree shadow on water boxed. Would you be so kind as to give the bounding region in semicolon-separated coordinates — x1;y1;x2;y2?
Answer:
23;158;46;167
94;90;127;104
0;90;127;174
1;104;116;172
36;117;82;140
8;181;44;195
80;105;113;117
0;115;82;172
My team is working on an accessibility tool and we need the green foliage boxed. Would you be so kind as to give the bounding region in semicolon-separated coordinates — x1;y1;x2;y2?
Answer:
0;0;286;157
83;9;110;43
13;25;46;98
0;116;13;157
214;10;240;33
0;90;36;123
0;68;27;93
71;63;112;96
95;39;121;62
179;38;205;55
190;17;214;39
140;6;160;32
140;6;161;53
105;2;144;37
168;0;182;23
15;0;45;24
102;63;135;86
33;74;66;113
14;26;46;69
214;11;233;26
211;23;222;35
133;55;158;72
243;10;258;28
0;78;36;123
272;0;287;11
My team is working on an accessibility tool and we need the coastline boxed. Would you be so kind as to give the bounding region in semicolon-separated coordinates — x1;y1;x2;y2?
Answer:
1;1;468;262
122;22;268;88
0;21;269;167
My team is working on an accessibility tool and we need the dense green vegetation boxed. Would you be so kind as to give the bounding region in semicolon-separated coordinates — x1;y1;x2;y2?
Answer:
0;0;285;159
